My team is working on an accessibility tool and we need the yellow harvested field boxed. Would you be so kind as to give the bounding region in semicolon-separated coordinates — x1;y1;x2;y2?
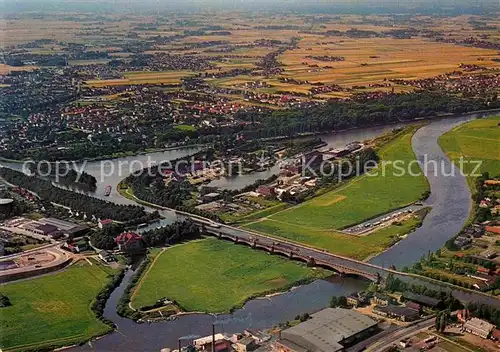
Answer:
0;64;38;74
86;71;195;87
278;37;500;86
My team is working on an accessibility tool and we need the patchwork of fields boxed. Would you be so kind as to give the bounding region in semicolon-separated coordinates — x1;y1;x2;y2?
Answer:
131;238;328;313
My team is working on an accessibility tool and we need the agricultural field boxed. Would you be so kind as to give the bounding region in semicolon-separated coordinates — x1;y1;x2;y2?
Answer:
438;115;500;188
242;127;429;259
0;261;117;352
3;13;499;95
85;70;195;87
279;37;500;87
130;238;329;313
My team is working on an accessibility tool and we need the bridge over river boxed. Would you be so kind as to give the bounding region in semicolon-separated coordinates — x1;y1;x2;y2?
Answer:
201;221;500;308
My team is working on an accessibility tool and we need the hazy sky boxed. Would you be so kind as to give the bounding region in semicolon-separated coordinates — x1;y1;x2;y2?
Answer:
4;0;499;14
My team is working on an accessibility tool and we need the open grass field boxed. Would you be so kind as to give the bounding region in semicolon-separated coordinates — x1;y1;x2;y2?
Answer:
242;126;429;259
0;261;117;352
131;238;328;313
438;115;500;188
244;214;422;261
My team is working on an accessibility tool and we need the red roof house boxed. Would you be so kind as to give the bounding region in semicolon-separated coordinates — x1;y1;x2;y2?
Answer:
98;219;113;229
257;185;275;197
485;226;500;234
115;232;144;253
477;266;492;276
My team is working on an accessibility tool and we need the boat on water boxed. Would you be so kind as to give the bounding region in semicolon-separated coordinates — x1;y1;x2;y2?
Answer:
104;185;112;196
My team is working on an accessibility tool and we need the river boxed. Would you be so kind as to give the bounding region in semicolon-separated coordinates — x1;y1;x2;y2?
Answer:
369;112;489;268
72;271;368;351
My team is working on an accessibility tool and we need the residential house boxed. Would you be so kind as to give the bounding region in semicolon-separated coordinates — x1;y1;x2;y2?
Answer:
477;266;493;276
244;329;271;343
480;249;497;260
373;305;420;322
65;239;89;253
347;293;361;307
256;185;274;197
115;232;144;253
485;226;500;234
405;301;422;313
371;293;392;306
99;250;116;263
234;336;256;352
201;192;221;203
491;328;500;341
98;219;113;229
454;235;472;249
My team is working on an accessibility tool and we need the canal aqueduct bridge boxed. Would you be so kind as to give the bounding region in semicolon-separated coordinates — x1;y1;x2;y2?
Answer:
206;226;382;283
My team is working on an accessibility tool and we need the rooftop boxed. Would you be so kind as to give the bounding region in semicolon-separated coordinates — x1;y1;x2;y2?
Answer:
39;217;88;233
464;318;494;335
401;291;441;307
0;198;14;205
279;308;377;352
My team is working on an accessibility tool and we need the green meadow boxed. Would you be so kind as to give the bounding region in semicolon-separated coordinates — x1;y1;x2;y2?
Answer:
244;215;422;260
0;261;116;352
131;238;328;313
438;115;500;188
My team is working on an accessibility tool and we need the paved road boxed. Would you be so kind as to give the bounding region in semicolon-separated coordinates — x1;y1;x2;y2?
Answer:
366;317;436;352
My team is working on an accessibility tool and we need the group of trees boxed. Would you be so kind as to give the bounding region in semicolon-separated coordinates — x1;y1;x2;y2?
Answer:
238;91;497;141
0;167;147;222
91;270;125;328
90;223;126;250
385;273;463;311
329;296;348;308
140;220;201;247
473;171;499;223
435;310;451;332
117;257;151;321
0;193;32;221
28;163;97;191
294;313;311;322
465;301;500;328
91;219;201;250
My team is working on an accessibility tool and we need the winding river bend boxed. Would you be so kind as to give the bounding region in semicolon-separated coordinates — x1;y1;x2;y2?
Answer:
3;112;498;351
370;113;481;268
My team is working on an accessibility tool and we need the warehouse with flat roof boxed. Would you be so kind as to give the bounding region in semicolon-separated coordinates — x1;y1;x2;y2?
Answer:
38;217;89;236
275;308;378;352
